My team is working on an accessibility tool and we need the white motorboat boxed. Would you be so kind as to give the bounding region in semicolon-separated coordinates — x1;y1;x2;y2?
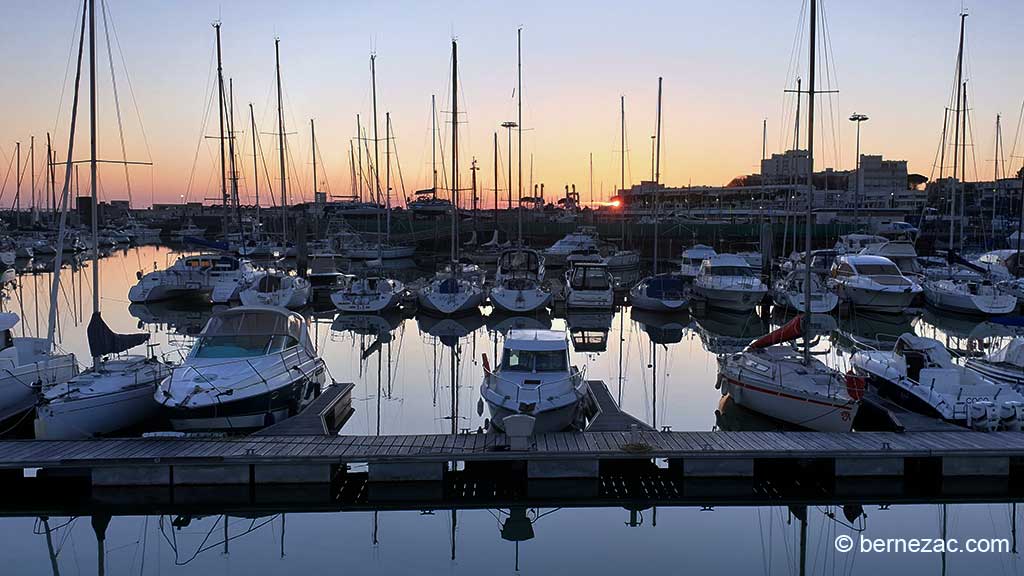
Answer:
156;306;326;432
171;219;206;242
239;271;311;309
407;191;453;217
603;249;640;270
129;254;256;304
480;329;591;433
236;237;284;259
629;273;689;312
489;248;552;314
0;313;79;421
331;274;404;313
834;233;887;255
829;255;922;312
858;239;923;280
852;333;1024;431
965;337;1024;389
693;254;767;312
770;270;838;313
35;314;170;440
923;278;1016;316
346;243;416;260
564;262;614;309
542;227;600;267
679;244;717;280
973;250;1021;281
718;316;860;432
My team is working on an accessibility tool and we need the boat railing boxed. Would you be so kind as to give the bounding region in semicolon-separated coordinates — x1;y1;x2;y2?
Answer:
174;348;304;399
483;365;587;406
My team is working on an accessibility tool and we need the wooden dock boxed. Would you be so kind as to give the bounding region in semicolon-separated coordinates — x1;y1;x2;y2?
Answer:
1;428;1023;487
586;380;653;432
254;382;354;436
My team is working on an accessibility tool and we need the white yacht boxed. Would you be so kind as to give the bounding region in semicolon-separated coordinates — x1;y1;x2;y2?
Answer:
331;274;404;313
489;248;552;314
973;250;1021;281
35;314;171;440
129;254;256;304
923;278;1016;316
852;333;1024;431
679;244;717;280
859;239;923;279
965;337;1024;389
346;243;416;260
834;233;887;255
239;271;311;309
480;329;591;433
0;313;79;421
171;219;206;242
542;228;600;267
829;255;922;312
629;273;689;312
564;262;614;309
770;270;838;313
718;317;860;432
156;306;326;431
693;254;767;312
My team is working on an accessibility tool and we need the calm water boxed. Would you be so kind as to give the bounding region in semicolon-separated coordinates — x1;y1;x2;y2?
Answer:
2;245;1023;574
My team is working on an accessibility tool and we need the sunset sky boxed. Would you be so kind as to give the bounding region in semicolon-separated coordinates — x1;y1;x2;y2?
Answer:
1;0;1022;208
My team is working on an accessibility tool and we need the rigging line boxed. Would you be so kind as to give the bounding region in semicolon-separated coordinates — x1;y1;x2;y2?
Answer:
1007;96;1024;170
182;41;217;204
102;0;153;163
389;120;409;206
100;0;135;209
0;150;16;207
51;0;85;138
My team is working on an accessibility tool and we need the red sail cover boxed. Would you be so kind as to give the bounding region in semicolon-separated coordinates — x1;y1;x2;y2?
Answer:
749;315;804;350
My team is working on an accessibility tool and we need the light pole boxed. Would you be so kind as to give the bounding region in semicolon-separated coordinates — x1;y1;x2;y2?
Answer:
501;121;517;214
849;113;869;226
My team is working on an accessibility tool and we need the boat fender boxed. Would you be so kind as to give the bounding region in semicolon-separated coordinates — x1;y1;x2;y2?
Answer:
477;397;484;416
136;270;143;280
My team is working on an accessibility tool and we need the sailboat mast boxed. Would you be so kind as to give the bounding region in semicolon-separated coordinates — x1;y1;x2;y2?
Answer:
517;27;523;243
653;76;662;275
621;95;625;242
451;40;458;264
432;94;437;195
311;118;317;202
46;0;87;350
275;37;287;243
228;79;241;234
803;0;817;364
371;55;382;248
493;132;498;224
356;115;363;202
250;103;259;220
14;142;19;228
949;13;966;253
89;0;100;365
214;23;228;239
385;112;392;242
960;82;968;251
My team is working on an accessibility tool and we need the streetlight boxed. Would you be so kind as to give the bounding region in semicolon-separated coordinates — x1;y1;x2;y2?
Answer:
849;113;869;226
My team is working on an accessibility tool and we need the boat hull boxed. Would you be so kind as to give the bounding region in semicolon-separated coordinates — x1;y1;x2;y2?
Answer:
837;285;918;312
694;286;765;312
720;375;857;432
489;286;552;313
484;398;585;434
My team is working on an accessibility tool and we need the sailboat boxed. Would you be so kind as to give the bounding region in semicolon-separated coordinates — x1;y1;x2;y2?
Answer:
717;0;860;432
629;78;688;313
417;41;484;316
237;39;309;309
407;95;453;218
488;30;552;315
36;0;173;439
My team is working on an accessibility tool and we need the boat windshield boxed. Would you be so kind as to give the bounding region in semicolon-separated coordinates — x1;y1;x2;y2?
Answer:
193;334;298;358
571;267;610;290
708;266;753;277
501;349;569;372
857;264;901;276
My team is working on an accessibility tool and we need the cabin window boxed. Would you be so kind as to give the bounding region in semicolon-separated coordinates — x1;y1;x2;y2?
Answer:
707;266;752;277
501;349;568;372
0;330;11;351
836;263;854;277
193;335;274;359
856;264;901;276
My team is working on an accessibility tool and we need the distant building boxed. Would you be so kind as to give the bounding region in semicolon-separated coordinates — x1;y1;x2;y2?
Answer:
847;154;912;209
760;150;810;185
